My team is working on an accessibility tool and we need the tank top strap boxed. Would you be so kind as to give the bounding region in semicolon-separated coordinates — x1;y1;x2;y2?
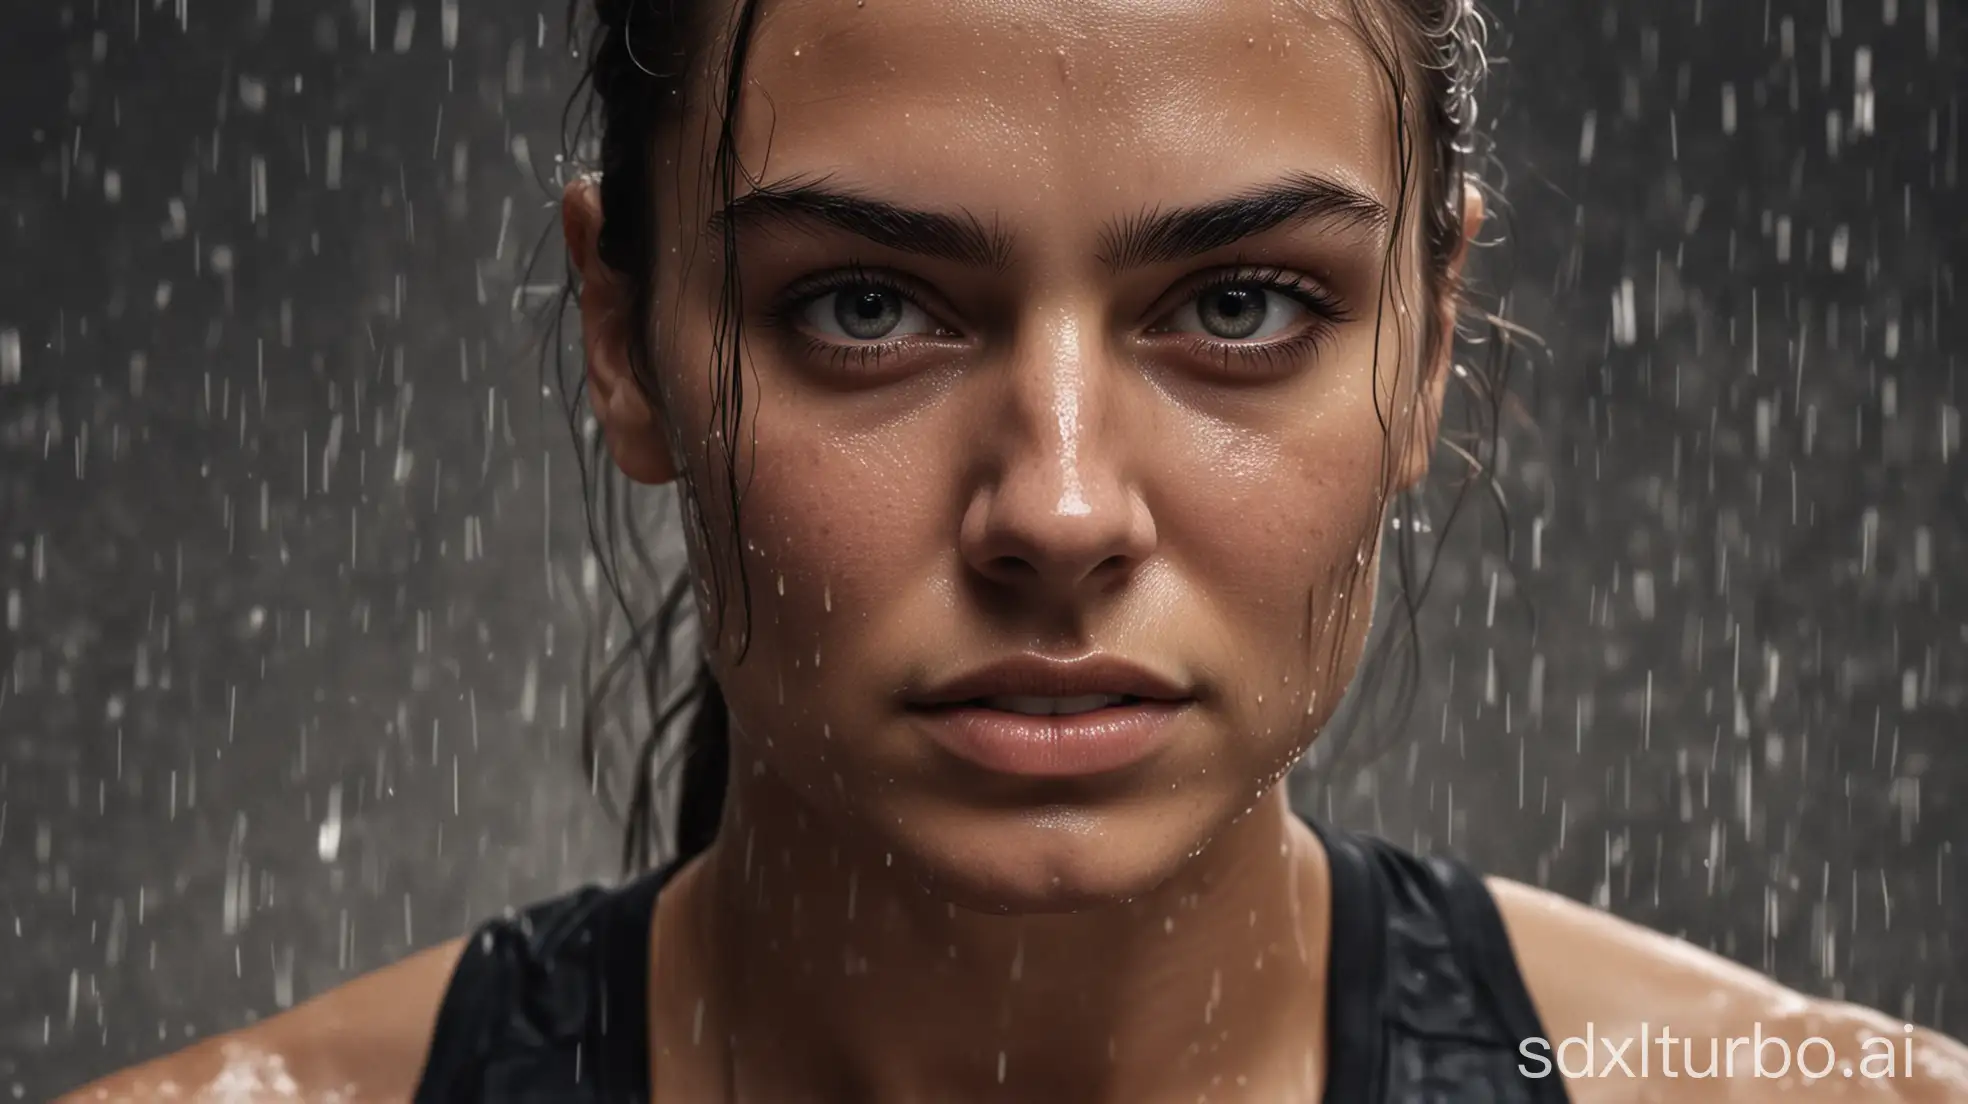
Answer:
413;863;674;1104
1309;818;1571;1102
418;827;1567;1102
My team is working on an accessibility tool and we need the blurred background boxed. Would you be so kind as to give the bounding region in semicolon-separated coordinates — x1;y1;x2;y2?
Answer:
2;0;1963;1096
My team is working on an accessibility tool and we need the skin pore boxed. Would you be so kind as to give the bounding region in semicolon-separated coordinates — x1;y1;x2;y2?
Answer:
56;0;1968;1101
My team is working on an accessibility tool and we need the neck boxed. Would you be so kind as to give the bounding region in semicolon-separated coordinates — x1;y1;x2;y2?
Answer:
679;761;1335;1103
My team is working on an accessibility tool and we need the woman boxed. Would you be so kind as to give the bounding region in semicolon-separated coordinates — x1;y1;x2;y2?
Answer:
65;0;1968;1100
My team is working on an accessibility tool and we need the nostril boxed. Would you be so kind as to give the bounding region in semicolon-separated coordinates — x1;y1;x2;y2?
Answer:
986;555;1040;580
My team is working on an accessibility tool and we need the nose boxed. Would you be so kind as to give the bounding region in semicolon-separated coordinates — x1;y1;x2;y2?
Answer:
958;316;1157;599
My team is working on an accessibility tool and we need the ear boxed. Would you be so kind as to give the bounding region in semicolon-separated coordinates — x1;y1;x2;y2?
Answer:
563;175;677;486
1395;180;1485;495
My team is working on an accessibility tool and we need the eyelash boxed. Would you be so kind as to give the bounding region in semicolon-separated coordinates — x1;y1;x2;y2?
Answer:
1161;267;1352;373
767;264;950;373
768;263;1351;374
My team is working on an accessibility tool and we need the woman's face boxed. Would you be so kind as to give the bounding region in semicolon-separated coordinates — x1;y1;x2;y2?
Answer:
577;0;1461;910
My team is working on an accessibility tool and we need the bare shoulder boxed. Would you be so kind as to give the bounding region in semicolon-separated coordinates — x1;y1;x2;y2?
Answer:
1486;878;1968;1103
57;937;467;1104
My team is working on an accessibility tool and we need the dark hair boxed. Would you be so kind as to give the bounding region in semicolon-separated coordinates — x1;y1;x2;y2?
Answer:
551;0;1519;876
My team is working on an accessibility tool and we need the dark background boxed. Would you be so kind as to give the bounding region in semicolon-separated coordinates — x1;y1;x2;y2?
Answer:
3;0;1963;1097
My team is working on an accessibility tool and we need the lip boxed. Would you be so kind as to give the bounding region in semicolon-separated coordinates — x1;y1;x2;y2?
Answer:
906;655;1195;778
908;654;1192;707
909;702;1189;778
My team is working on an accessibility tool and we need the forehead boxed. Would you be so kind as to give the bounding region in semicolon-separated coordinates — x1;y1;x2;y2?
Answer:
719;0;1399;221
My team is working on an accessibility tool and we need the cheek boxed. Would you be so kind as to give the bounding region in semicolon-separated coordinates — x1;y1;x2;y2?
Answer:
1173;405;1388;608
685;408;938;704
1164;373;1394;724
747;423;931;599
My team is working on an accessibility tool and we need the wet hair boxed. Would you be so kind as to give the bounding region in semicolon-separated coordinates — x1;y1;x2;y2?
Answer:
550;0;1519;875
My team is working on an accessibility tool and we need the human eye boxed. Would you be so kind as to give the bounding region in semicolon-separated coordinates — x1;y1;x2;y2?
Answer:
1150;267;1351;370
779;267;955;347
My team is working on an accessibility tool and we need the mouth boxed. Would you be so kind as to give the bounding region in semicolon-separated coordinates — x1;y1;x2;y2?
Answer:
907;654;1193;710
905;657;1195;778
932;693;1151;716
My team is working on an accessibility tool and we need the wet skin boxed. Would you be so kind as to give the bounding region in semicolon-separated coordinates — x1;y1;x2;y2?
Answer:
628;0;1426;919
62;0;1968;1101
612;1;1427;1094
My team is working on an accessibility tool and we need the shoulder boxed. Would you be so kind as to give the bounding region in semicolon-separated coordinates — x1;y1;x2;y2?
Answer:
56;936;467;1104
1487;877;1968;1103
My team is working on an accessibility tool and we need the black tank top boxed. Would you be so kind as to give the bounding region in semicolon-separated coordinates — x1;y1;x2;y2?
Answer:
413;820;1570;1102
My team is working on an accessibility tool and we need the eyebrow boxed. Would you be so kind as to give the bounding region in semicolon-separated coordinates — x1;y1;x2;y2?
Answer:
1097;171;1389;270
710;175;1015;270
709;169;1386;272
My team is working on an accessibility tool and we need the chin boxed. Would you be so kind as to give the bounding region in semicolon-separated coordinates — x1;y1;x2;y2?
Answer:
872;793;1214;915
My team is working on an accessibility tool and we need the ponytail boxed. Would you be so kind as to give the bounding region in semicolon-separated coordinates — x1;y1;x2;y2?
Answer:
673;663;730;863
